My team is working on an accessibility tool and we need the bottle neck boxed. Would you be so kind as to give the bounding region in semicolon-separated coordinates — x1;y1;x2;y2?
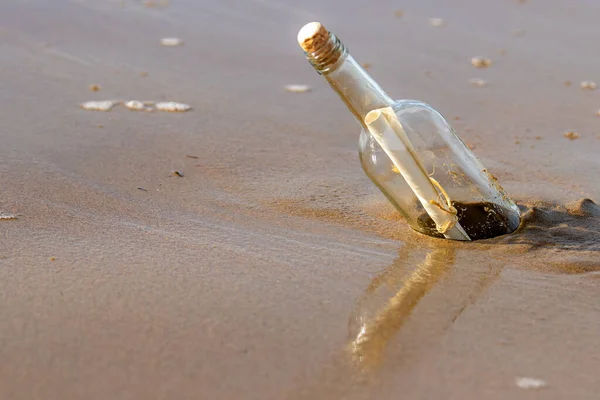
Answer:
304;35;394;128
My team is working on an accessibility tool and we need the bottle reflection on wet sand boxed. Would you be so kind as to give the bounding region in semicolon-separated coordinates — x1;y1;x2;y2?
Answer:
287;245;504;399
347;245;455;371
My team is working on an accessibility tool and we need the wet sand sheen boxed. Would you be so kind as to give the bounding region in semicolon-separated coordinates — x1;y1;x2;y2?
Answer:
1;0;600;399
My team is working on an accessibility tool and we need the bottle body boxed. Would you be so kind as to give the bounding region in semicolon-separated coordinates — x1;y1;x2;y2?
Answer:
359;100;520;240
297;22;520;240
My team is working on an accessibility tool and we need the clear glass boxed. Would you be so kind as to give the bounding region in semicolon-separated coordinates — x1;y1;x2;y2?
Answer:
305;33;520;240
359;100;520;239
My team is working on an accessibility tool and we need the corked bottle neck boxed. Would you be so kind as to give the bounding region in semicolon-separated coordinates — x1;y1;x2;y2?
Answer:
299;23;394;128
302;33;348;75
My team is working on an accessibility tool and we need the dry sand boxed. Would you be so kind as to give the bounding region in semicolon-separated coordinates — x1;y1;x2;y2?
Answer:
1;0;599;399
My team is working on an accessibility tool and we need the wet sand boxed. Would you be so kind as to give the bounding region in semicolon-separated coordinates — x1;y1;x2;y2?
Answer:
1;0;600;399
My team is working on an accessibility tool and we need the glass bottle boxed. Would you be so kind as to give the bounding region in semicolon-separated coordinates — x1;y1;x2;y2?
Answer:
297;22;520;241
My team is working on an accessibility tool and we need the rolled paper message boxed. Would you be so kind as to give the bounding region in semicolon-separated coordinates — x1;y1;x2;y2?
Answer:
365;107;470;241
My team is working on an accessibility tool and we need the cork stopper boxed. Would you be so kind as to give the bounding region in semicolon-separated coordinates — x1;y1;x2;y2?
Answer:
297;22;330;53
297;22;345;72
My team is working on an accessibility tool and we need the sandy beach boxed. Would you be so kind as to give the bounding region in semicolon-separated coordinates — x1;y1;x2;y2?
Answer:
1;0;599;399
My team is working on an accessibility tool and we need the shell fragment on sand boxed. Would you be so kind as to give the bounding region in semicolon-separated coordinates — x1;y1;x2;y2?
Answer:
580;80;596;90
80;100;191;112
160;37;183;46
564;131;580;140
429;18;445;27
80;100;118;111
155;102;192;112
516;377;547;389
469;78;488;87
0;213;17;220
124;100;155;111
285;84;312;93
471;57;492;68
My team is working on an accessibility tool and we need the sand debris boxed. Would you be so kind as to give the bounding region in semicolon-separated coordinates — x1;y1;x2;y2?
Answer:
471;57;492;68
160;37;183;46
124;100;148;111
516;377;547;389
80;100;118;111
394;10;403;18
0;213;17;220
564;131;580;140
143;0;170;7
429;17;445;27
362;63;372;69
156;102;192;112
469;78;488;87
285;84;312;93
89;84;101;92
81;100;191;113
564;80;572;87
124;100;157;111
580;80;596;90
171;170;184;177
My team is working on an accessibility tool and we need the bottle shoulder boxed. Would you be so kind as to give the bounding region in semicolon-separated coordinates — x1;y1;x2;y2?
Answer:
391;99;438;112
389;100;448;123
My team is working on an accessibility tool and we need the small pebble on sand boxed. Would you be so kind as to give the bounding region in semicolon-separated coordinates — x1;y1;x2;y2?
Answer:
580;81;596;90
362;63;372;69
172;170;184;177
140;71;149;77
89;84;101;92
156;102;192;112
516;377;546;389
160;37;183;46
471;57;492;68
429;18;445;27
564;80;572;87
285;84;312;93
469;78;488;87
564;131;580;140
0;213;17;220
394;10;403;18
80;100;118;111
